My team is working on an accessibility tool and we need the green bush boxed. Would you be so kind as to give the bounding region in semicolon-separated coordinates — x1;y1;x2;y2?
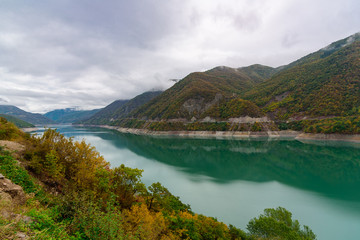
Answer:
278;122;289;130
0;117;26;140
70;201;124;240
247;207;316;240
250;122;262;132
146;182;191;213
27;209;71;240
0;153;39;194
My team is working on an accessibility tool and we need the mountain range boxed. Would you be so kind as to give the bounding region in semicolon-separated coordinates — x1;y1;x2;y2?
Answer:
44;108;100;124
78;91;162;125
0;105;54;125
78;33;360;134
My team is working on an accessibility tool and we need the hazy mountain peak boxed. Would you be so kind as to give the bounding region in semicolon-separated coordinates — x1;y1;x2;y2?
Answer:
321;32;360;52
210;66;238;72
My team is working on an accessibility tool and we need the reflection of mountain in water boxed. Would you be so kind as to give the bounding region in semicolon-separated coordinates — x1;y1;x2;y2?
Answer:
85;128;360;201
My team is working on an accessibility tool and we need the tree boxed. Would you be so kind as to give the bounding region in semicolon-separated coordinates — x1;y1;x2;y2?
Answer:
110;164;146;209
146;182;191;213
121;204;170;239
247;207;316;240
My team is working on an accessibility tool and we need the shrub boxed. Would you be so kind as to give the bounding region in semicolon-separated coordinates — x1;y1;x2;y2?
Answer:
27;208;70;240
251;122;262;132
247;207;316;240
0;153;39;194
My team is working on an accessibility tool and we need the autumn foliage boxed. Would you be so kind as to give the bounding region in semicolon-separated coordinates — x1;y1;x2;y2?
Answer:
20;128;248;239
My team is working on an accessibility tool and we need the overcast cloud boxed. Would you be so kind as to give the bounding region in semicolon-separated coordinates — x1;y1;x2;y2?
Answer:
0;0;359;113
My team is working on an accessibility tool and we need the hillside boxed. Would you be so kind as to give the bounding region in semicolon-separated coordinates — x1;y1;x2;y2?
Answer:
244;33;360;119
282;32;360;71
0;105;54;125
78;99;129;125
44;108;100;123
239;64;279;83
202;98;265;120
0;114;35;128
131;65;274;120
205;64;277;87
79;91;162;125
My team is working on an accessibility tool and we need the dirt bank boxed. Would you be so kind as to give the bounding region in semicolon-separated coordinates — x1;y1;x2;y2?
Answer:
74;124;360;143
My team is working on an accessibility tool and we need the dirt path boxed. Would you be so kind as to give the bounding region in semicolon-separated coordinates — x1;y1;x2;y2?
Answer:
0;140;25;152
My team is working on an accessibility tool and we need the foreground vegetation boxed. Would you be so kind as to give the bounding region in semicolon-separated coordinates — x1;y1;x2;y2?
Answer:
0;105;53;125
0;117;316;239
0;114;35;128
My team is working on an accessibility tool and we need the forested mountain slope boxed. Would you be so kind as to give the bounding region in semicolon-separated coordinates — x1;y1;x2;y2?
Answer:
244;33;360;119
78;100;129;125
44;108;100;123
0;114;35;128
131;65;275;120
79;91;162;125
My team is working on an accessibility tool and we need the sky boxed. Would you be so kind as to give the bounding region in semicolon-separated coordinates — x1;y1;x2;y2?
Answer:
0;0;359;113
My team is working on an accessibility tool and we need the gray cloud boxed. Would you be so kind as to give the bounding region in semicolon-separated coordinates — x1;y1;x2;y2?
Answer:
0;0;359;113
0;97;8;103
282;33;300;48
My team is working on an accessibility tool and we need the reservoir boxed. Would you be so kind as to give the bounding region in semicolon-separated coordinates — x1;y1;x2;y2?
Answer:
34;125;360;240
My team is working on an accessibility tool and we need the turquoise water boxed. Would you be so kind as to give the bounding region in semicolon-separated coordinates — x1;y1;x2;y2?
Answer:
34;125;360;240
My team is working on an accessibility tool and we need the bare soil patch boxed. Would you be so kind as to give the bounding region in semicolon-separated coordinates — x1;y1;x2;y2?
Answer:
0;141;25;152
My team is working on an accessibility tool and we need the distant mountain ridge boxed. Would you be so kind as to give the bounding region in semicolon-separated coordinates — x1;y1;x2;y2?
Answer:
78;91;163;125
78;100;129;125
44;108;100;123
0;105;54;125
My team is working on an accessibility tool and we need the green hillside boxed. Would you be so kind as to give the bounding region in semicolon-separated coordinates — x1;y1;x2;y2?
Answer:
202;98;265;120
44;108;100;123
0;114;35;128
283;33;360;70
238;64;279;83
78;100;129;125
0;105;54;125
79;91;162;125
104;91;162;121
205;64;276;87
244;33;360;119
131;66;274;120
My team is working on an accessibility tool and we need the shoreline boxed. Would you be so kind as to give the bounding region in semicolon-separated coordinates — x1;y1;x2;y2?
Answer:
74;124;360;143
296;133;360;143
21;127;38;133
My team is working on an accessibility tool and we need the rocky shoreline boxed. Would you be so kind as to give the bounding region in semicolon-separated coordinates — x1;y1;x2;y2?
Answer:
74;124;360;143
296;133;360;143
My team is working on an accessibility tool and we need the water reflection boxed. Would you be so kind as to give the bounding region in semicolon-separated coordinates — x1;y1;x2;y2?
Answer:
84;129;360;202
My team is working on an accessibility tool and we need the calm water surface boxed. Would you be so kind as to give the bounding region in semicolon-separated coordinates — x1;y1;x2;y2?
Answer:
34;125;360;240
